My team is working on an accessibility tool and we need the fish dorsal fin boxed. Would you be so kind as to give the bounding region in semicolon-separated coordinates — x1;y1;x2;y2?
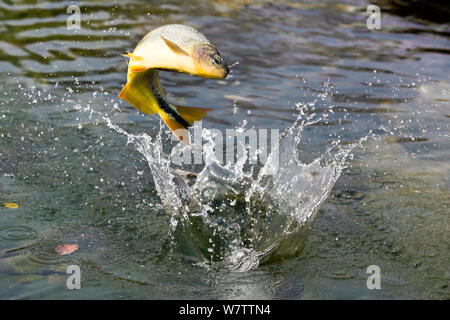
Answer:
161;36;189;56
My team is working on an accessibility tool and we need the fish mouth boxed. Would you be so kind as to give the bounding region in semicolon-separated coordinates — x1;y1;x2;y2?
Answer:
199;65;229;79
223;64;230;78
214;63;229;79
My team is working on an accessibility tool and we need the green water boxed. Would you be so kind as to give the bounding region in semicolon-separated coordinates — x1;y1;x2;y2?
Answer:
0;0;449;299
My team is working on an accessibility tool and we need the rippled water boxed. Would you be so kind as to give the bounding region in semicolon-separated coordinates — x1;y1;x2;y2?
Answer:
0;0;449;299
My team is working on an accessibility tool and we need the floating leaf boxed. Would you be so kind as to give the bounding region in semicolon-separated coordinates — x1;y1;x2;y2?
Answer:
55;244;79;255
4;202;19;209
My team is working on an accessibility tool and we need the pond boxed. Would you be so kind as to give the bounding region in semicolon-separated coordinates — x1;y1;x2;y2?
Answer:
0;0;448;299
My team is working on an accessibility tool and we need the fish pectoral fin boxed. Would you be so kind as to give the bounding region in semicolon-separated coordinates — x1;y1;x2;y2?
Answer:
123;53;145;71
174;105;212;126
160;36;189;56
122;53;143;61
161;113;190;145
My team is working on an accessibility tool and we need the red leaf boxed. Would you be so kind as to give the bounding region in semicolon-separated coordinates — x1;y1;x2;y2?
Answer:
55;244;79;255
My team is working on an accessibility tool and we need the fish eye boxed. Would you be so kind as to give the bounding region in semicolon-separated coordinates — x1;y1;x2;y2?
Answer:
212;55;223;65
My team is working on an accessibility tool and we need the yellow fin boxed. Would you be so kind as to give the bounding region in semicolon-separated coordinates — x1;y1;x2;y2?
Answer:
122;53;143;61
161;36;189;56
161;113;190;145
129;65;147;72
159;106;211;144
174;105;212;126
119;81;157;115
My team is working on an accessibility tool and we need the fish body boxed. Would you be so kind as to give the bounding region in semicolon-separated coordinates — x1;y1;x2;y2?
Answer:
119;24;229;142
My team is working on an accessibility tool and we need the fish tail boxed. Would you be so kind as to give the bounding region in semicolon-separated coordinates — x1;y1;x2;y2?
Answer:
118;79;157;116
160;105;212;144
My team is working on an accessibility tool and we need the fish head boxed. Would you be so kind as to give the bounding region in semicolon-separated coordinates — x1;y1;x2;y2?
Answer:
127;25;229;79
192;44;229;79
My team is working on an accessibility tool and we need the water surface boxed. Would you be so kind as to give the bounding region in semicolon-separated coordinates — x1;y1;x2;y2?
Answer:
0;0;449;299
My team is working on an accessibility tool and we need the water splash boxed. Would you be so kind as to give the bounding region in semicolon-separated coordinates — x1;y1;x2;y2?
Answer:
103;103;358;272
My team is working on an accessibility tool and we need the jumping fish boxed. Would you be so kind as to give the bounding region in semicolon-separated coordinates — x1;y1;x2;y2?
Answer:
119;24;229;143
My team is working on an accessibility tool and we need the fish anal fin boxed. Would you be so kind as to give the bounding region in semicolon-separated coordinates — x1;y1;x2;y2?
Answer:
174;105;212;126
161;36;189;56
